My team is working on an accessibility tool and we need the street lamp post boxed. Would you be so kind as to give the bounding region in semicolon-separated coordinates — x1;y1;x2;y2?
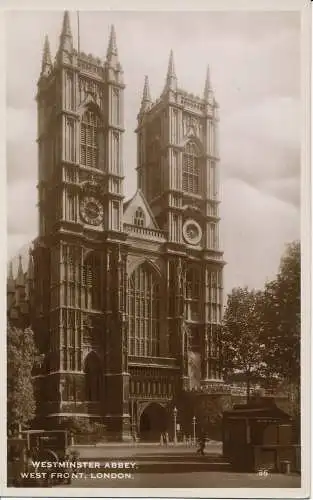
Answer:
192;416;196;446
173;406;178;445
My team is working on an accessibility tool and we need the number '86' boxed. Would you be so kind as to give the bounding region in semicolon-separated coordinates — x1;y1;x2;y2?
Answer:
258;469;269;477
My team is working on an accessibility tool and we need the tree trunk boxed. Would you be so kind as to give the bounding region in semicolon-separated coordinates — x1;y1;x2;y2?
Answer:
246;375;251;402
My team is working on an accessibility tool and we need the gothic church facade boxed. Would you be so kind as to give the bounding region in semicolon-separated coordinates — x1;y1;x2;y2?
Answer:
8;12;225;440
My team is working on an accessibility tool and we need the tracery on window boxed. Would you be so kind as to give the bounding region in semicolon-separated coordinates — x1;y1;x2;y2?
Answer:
134;207;145;227
128;263;161;357
82;252;101;310
80;108;100;169
183;142;200;194
185;265;201;321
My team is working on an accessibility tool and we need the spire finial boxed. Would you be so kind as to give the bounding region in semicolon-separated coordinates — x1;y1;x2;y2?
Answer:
204;64;214;102
142;75;151;102
107;24;118;59
139;75;152;115
62;10;72;37
58;10;73;55
105;24;123;81
164;49;177;92
16;255;25;287
167;49;176;79
41;35;52;76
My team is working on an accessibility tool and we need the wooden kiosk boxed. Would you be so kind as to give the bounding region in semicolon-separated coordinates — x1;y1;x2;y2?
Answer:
222;399;299;473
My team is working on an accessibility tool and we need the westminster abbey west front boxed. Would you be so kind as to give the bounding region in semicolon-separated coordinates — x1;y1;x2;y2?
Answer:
8;12;226;441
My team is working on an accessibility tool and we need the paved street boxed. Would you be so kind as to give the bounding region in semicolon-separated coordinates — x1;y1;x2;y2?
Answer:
69;441;223;458
60;443;301;489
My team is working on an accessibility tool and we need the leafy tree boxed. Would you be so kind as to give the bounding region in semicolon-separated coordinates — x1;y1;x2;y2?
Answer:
7;324;38;434
57;417;107;444
221;287;266;400
261;241;300;409
57;417;94;435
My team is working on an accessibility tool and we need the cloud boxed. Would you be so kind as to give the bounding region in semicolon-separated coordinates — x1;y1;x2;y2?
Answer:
261;177;300;207
220;96;300;206
6;107;36;143
220;179;300;294
7;109;37;185
223;97;300;148
7;180;37;235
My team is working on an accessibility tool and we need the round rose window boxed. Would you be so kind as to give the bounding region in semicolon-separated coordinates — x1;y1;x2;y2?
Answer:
183;220;202;245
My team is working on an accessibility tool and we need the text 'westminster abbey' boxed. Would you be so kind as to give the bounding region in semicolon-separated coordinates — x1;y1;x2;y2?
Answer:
7;11;225;440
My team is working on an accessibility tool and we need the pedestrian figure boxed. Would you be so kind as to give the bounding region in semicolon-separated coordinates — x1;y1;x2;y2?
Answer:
165;432;169;446
196;433;206;455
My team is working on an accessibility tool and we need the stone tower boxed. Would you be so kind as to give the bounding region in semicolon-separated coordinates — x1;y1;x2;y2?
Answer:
136;52;224;390
33;11;130;439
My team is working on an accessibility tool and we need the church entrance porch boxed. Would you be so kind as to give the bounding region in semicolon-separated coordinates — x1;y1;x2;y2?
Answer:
139;403;167;442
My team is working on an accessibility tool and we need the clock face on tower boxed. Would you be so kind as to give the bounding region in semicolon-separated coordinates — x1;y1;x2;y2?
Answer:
183;219;202;245
80;196;103;226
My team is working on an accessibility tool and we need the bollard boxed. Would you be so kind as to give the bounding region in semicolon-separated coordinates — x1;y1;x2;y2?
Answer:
281;460;291;474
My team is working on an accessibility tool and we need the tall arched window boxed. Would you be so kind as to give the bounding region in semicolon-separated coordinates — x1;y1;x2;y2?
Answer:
128;264;161;357
183;142;200;194
134;207;145;227
82;252;101;310
84;352;102;402
185;265;201;321
80;108;100;168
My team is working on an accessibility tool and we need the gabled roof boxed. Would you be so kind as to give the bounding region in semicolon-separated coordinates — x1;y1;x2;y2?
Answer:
123;189;159;230
224;401;292;420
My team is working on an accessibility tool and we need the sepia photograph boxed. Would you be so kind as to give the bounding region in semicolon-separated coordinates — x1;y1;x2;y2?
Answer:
4;1;310;497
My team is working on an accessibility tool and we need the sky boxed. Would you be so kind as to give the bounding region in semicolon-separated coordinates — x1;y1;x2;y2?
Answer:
6;9;301;295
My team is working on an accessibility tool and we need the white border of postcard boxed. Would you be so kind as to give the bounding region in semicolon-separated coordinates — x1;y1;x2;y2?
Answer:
0;0;310;498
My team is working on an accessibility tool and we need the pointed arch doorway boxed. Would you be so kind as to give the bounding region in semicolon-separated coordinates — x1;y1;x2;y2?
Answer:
84;351;102;402
139;403;167;442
